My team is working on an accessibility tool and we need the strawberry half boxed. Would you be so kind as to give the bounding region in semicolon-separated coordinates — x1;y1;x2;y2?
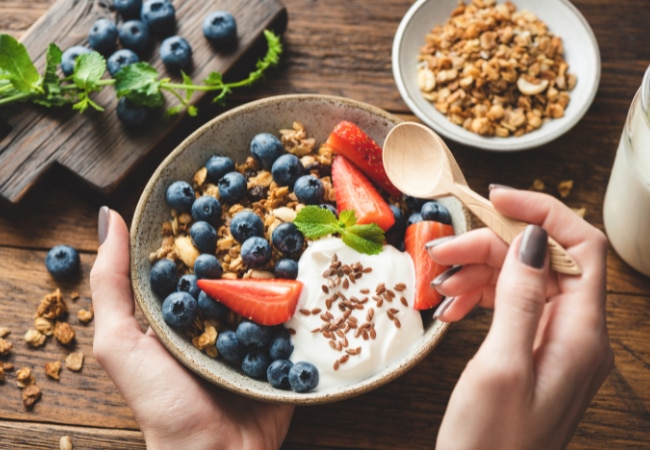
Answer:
404;220;454;310
326;120;402;198
196;278;303;326
331;155;396;231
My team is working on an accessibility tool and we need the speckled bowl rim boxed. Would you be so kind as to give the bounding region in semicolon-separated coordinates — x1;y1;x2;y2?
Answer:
130;94;467;404
392;0;601;151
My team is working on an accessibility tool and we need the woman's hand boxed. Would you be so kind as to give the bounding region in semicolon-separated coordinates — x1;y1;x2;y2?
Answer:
90;207;294;450
429;186;614;450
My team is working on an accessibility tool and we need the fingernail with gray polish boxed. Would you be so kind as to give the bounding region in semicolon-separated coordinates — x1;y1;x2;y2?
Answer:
431;265;462;288
98;206;110;246
432;296;456;322
518;225;548;269
425;236;456;259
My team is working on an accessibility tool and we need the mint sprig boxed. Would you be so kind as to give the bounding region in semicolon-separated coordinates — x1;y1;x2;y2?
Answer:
293;206;385;255
0;29;282;117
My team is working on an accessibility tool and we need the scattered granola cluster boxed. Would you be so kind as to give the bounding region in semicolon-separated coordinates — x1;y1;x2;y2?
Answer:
417;0;576;137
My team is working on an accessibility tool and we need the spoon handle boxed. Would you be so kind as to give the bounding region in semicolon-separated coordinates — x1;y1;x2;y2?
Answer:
454;184;582;275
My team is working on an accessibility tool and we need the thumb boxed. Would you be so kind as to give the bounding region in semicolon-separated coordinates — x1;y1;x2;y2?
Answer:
484;224;549;356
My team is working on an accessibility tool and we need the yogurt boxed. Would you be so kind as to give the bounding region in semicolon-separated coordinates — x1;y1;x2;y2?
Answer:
286;237;424;391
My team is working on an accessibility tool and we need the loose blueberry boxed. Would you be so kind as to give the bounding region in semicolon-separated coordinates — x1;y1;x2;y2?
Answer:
113;0;142;19
193;253;223;279
271;153;305;187
45;245;80;279
116;97;152;128
229;211;264;243
319;203;338;217
165;180;195;212
271;222;304;255
250;133;283;170
218;171;247;204
274;258;299;279
288;361;319;393
177;274;200;299
266;359;293;390
293;175;325;205
149;258;178;298
118;20;151;55
241;349;271;379
88;18;118;54
268;327;294;360
236;320;272;348
216;330;245;362
161;291;198;328
107;49;139;76
60;46;91;76
141;0;176;35
191;195;222;226
205;155;235;183
202;11;237;48
197;290;229;321
240;236;272;268
190;221;218;253
407;212;423;226
420;201;452;225
160;35;192;71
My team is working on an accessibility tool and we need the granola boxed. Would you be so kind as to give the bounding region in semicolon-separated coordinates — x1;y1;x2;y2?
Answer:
65;351;84;372
417;0;575;137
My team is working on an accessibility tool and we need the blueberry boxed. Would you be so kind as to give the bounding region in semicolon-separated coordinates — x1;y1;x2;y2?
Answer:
113;0;142;19
406;212;423;226
420;201;452;225
236;320;272;348
141;0;176;35
149;258;178;298
229;211;264;243
107;49;139;76
250;133;283;170
386;204;406;249
288;361;319;393
60;46;91;76
160;35;192;71
218;171;247;204
202;11;237;48
271;222;304;255
193;253;223;279
319;203;338;217
216;330;245;362
165;180;195;212
177;273;200;299
118;20;151;55
241;349;271;379
190;221;217;253
116;97;152;128
293;175;324;205
161;291;198;328
197;290;228;321
45;245;80;279
266;359;293;390
274;258;299;279
271;153;305;187
240;236;272;268
205;155;235;183
191;195;222;226
405;195;427;212
268;327;294;360
88;18;118;54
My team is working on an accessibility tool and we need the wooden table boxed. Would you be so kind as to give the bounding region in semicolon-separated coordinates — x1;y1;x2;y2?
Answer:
1;0;650;448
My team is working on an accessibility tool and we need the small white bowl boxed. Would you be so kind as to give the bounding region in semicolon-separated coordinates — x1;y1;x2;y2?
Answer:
130;94;469;404
392;0;600;151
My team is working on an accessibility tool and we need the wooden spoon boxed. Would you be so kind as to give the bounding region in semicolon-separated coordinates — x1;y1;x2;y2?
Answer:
382;122;582;275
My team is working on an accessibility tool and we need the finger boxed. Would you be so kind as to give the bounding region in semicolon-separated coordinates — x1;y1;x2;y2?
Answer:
484;225;549;356
427;227;509;268
432;264;498;298
433;286;495;322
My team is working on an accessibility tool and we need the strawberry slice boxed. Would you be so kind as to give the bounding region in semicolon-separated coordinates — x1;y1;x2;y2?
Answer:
404;220;454;310
331;155;396;231
196;278;302;326
326;120;402;198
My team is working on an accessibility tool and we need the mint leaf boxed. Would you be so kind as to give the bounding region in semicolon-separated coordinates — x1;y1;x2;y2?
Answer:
341;224;385;255
115;62;164;107
73;51;106;91
293;205;339;238
338;210;356;228
0;34;41;93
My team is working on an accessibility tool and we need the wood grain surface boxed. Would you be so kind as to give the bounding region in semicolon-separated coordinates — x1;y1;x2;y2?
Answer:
1;0;650;449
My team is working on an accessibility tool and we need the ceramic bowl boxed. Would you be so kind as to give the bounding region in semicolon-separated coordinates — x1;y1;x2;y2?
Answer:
392;0;600;151
130;94;468;404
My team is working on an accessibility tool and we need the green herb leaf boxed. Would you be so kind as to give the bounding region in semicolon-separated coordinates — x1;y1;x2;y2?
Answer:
0;34;41;93
115;62;164;107
293;205;385;255
73;51;106;91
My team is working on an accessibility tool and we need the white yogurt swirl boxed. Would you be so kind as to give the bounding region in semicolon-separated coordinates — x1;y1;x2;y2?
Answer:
286;237;424;391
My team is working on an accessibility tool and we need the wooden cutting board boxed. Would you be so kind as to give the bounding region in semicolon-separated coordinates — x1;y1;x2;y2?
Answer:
0;0;287;211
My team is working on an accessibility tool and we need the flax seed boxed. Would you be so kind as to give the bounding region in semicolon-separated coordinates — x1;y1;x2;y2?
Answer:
311;307;322;315
394;282;407;292
321;285;329;294
300;308;312;316
400;296;409;307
